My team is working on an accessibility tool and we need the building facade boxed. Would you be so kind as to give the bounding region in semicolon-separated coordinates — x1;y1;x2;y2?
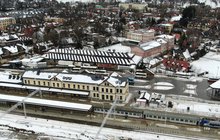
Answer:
127;29;155;42
22;71;129;102
0;17;16;31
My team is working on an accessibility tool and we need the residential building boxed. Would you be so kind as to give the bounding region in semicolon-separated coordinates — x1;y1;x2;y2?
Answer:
0;17;16;31
127;29;155;42
119;3;147;11
45;17;65;24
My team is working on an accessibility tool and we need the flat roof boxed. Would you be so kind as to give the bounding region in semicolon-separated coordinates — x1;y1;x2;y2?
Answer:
0;94;92;112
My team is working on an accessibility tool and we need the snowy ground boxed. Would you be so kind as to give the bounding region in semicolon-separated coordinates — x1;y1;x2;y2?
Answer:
0;111;202;140
191;52;220;78
171;98;220;118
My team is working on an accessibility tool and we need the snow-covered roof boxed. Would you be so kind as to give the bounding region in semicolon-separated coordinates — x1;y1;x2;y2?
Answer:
21;56;44;64
139;40;161;51
44;48;133;66
56;73;107;85
22;71;127;87
184;0;220;8
0;71;22;83
3;46;18;53
0;34;19;41
98;43;131;53
210;80;220;89
191;52;220;77
156;38;167;44
0;48;3;55
183;49;191;60
22;71;58;80
139;92;150;100
0;94;92;111
128;29;155;35
156;34;174;40
107;72;127;87
170;15;182;22
173;99;220;117
131;55;142;65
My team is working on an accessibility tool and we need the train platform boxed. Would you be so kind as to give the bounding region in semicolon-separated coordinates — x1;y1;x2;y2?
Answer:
0;105;220;139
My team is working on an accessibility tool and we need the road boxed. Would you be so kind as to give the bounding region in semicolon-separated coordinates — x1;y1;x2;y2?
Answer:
130;76;211;100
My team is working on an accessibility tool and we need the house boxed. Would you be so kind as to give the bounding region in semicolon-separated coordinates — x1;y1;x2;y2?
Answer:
136;91;150;107
208;80;220;100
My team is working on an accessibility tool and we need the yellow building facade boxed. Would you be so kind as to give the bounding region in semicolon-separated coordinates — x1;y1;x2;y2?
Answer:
22;71;129;102
119;3;147;11
0;17;16;31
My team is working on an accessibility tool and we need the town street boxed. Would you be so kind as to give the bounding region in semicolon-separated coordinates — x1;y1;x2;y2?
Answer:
130;76;210;100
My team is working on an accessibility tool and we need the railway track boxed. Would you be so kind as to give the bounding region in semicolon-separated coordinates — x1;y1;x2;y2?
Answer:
0;107;219;139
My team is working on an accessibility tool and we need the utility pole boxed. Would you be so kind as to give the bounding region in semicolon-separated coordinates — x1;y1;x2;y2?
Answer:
95;96;118;139
0;89;40;119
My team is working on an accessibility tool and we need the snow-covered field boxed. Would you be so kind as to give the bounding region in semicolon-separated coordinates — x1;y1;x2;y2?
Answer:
172;100;220;118
191;52;220;78
0;111;199;140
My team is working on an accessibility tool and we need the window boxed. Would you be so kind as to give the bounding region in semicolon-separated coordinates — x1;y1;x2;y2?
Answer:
120;89;122;93
106;95;108;100
38;81;40;85
43;82;46;86
120;96;122;100
28;80;30;84
82;85;85;90
24;80;27;84
68;84;70;88
110;95;113;101
87;86;89;90
96;87;99;91
110;89;112;93
116;89;119;93
93;93;96;97
102;88;104;92
102;95;105;100
33;81;36;85
97;94;99;97
47;82;50;86
63;83;65;88
93;87;96;91
73;84;75;89
53;83;55;87
78;85;80;89
57;83;59;87
106;89;108;93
